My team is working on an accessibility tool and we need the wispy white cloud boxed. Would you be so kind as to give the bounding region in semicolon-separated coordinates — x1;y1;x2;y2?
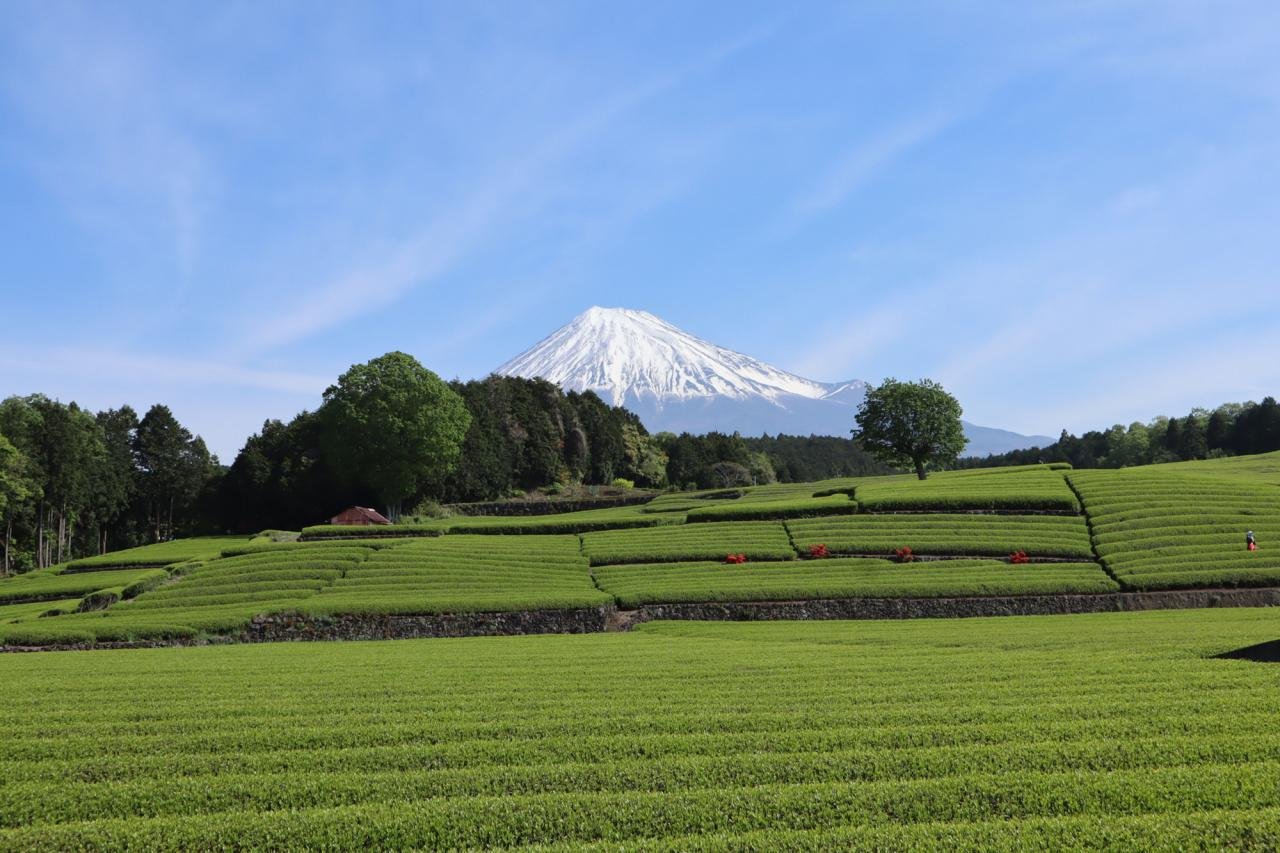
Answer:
789;299;921;382
780;109;960;230
234;25;776;356
1;347;329;396
1;6;225;284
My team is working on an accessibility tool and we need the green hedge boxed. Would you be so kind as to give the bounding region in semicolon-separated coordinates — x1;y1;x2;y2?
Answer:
582;522;796;566
595;558;1117;606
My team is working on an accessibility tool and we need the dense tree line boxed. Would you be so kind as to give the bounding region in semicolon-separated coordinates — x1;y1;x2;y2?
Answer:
958;398;1280;470
740;435;894;482
218;369;672;532
437;376;666;501
34;352;1274;566
0;397;220;573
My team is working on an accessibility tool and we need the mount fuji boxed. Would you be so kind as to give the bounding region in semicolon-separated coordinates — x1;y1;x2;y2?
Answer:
495;307;1053;456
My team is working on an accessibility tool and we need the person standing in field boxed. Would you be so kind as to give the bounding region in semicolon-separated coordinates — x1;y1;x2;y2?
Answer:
1247;530;1258;552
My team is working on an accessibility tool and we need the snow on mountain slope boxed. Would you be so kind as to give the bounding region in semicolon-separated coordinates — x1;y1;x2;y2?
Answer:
496;306;847;406
495;306;1050;455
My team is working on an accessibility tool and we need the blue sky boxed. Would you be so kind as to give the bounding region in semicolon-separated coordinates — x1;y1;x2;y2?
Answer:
3;1;1280;460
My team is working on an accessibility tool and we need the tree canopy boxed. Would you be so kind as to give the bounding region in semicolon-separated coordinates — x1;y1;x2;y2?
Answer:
853;378;967;480
320;352;471;519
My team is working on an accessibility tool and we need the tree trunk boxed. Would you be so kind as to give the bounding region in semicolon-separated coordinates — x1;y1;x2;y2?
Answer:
2;518;10;576
36;500;44;569
56;510;65;565
914;458;928;480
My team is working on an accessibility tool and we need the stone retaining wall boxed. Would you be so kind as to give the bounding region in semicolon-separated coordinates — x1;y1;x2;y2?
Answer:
628;587;1280;623
443;494;657;517
243;606;613;642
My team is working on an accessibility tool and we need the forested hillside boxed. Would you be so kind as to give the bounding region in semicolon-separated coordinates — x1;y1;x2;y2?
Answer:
0;397;219;571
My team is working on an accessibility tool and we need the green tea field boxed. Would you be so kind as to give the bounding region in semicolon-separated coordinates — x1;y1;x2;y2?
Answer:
1;608;1279;848
2;453;1279;647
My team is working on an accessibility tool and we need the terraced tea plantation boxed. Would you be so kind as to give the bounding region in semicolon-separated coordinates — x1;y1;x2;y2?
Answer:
303;535;610;615
1071;469;1280;590
2;608;1279;848
3;453;1280;647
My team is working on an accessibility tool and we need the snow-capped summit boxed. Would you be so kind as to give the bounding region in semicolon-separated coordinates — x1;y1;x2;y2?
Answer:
494;307;1052;455
496;306;853;407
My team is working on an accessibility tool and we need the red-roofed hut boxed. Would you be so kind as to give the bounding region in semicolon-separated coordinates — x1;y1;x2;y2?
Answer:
329;506;391;526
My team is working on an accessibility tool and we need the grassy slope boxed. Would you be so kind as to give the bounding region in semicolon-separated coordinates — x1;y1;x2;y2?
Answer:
1;609;1279;847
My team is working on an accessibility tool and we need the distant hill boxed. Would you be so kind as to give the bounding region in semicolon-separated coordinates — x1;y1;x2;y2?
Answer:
497;306;1053;456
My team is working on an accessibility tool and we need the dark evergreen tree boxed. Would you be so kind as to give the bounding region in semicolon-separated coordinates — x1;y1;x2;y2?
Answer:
1206;409;1233;452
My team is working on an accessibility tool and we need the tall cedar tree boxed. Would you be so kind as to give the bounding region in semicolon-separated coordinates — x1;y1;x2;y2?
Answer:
0;433;37;575
134;405;215;542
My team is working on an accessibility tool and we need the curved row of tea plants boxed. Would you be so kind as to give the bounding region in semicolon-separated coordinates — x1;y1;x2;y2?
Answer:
0;609;1278;847
594;558;1117;606
854;465;1079;513
580;521;796;566
0;566;169;606
301;505;676;539
62;536;246;572
298;535;610;615
1069;470;1280;590
0;544;377;645
786;514;1094;559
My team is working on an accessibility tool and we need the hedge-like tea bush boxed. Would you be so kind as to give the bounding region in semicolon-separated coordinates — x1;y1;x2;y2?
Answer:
595;558;1117;606
304;535;608;615
685;496;859;523
581;522;796;566
0;598;83;624
62;536;247;572
787;514;1094;559
1070;469;1280;590
302;507;678;539
856;466;1080;512
0;568;169;605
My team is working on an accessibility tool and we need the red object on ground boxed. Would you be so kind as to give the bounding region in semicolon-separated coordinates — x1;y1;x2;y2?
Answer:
1009;550;1030;564
329;506;392;526
895;546;915;564
724;553;748;564
809;544;829;558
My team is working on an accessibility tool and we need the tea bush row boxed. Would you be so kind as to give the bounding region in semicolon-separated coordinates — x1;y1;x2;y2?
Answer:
581;522;796;565
0;567;169;606
855;466;1080;513
62;536;246;572
1070;470;1280;589
300;535;609;615
0;609;1277;846
786;514;1094;559
594;558;1116;606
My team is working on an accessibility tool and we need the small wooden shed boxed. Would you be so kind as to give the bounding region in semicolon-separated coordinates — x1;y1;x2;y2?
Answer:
329;506;391;526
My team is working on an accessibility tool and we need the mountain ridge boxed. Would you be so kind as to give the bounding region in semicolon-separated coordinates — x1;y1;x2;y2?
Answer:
496;307;1053;456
